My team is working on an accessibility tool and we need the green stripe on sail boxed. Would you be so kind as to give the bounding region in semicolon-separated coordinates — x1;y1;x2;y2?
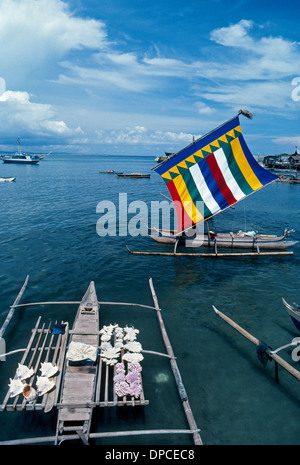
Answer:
218;139;253;196
178;165;212;220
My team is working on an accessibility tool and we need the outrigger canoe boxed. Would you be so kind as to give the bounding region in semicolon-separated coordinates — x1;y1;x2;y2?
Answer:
56;281;99;443
150;227;298;250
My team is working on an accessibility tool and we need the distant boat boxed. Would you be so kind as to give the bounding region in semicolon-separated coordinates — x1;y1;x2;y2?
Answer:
2;153;40;164
277;174;300;184
155;152;173;163
99;170;123;174
1;138;48;165
117;173;150;178
0;177;15;182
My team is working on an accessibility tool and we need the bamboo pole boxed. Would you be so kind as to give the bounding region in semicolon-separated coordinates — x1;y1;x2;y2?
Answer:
0;428;202;445
126;246;293;258
0;275;29;340
11;301;161;311
213;306;300;381
149;278;203;445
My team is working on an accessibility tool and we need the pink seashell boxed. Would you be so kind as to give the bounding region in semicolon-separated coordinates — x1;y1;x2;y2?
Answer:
113;373;125;383
115;381;130;397
128;380;142;399
128;362;142;372
126;370;140;383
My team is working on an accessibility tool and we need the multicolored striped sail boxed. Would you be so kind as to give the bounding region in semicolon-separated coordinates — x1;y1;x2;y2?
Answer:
154;114;278;233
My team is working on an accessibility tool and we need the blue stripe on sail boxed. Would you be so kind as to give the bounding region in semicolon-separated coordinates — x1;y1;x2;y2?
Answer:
238;134;278;185
155;116;240;175
199;159;230;211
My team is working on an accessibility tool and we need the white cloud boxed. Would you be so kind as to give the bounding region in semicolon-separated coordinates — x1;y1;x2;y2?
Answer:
210;19;255;49
95;126;200;146
195;102;215;115
0;0;108;82
0;90;73;136
0;3;299;152
272;136;300;147
201;81;292;110
57;18;300;116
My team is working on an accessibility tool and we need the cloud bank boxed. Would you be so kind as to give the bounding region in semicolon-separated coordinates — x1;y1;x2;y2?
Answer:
0;1;299;152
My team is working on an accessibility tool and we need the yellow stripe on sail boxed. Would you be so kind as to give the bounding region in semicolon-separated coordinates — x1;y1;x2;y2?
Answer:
173;174;204;224
230;137;263;191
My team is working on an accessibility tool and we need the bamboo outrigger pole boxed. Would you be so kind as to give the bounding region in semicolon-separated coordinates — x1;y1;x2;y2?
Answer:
213;306;300;382
127;246;293;258
149;278;203;445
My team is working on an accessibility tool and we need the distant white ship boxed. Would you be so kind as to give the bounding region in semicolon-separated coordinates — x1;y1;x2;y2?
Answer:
1;138;49;164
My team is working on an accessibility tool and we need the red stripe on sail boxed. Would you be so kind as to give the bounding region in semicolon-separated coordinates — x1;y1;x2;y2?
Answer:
206;153;237;206
167;180;195;232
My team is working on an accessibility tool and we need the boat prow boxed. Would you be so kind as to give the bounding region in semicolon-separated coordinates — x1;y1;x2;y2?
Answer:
79;280;98;313
282;298;300;332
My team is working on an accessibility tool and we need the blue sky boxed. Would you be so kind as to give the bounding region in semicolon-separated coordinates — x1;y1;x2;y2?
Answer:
0;0;299;156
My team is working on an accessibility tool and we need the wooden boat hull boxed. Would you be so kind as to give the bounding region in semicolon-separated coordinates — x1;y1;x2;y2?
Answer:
150;230;298;250
282;298;300;331
56;281;99;443
2;158;39;164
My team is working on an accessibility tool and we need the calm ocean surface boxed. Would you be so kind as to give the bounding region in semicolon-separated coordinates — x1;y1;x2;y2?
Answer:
0;154;299;445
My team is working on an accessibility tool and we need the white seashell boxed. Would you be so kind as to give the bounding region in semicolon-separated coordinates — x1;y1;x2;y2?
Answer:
124;341;142;353
36;376;55;396
16;363;34;380
8;378;25;397
100;341;112;351
102;358;118;366
101;346;121;361
123;327;139;341
100;324;116;335
115;328;124;339
122;352;144;363
40;362;58;378
114;341;123;349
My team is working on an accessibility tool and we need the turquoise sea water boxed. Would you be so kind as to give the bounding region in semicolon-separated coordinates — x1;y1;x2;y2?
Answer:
0;154;299;445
